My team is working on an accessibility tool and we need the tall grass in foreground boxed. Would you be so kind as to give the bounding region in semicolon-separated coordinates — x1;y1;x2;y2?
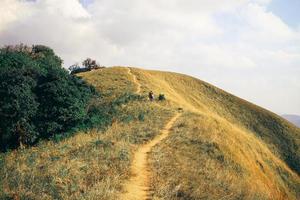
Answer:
149;112;300;200
0;97;175;200
1;67;299;199
0;67;175;199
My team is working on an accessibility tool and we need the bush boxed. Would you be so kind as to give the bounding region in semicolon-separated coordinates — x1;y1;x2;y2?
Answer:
0;68;39;149
138;113;145;121
82;58;100;70
158;93;166;101
69;58;105;74
0;44;95;151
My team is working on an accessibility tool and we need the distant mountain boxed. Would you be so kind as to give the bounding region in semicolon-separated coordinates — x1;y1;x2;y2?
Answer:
282;114;300;128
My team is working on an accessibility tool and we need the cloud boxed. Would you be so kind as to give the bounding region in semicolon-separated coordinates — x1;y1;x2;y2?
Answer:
240;3;296;45
0;0;299;114
0;0;32;32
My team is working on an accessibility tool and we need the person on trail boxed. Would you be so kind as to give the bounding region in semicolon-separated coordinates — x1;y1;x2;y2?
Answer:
149;91;154;101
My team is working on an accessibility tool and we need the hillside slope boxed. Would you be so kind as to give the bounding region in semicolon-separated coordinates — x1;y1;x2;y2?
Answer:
128;67;299;199
130;68;300;172
1;67;299;200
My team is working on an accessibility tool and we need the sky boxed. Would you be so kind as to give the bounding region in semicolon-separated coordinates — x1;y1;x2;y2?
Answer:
0;0;299;115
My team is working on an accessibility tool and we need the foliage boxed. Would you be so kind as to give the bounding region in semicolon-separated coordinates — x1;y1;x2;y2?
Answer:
1;66;299;199
158;93;166;101
0;67;174;199
69;58;103;74
82;58;100;70
0;44;95;151
68;63;80;72
0;68;39;149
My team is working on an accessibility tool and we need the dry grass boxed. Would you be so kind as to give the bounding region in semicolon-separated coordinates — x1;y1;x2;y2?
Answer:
130;67;300;199
131;67;300;172
149;112;299;199
0;67;175;199
1;66;299;199
78;67;137;101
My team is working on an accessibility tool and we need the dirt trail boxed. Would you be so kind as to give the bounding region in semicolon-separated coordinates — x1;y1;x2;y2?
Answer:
120;113;181;200
127;68;141;94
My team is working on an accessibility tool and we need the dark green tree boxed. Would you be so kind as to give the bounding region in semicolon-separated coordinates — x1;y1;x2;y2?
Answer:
0;68;39;149
36;69;93;137
0;44;96;151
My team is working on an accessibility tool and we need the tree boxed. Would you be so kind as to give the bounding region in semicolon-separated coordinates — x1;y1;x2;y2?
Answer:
82;58;99;70
3;43;32;54
0;44;96;151
68;63;80;72
36;69;93;137
0;68;39;150
68;63;90;74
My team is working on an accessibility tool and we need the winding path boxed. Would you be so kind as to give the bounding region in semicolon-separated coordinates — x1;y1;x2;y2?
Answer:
127;68;142;94
120;113;181;200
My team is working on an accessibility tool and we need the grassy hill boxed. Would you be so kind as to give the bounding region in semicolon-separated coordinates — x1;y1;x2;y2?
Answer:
1;67;299;199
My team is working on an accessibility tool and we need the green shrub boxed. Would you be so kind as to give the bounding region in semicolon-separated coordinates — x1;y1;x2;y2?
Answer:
158;93;166;101
112;93;142;106
0;45;145;151
138;113;145;121
0;44;95;151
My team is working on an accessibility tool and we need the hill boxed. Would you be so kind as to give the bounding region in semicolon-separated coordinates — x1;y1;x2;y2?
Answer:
1;67;299;200
282;114;300;128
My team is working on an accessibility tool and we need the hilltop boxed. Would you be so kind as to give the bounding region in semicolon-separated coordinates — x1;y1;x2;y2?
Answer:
1;67;299;200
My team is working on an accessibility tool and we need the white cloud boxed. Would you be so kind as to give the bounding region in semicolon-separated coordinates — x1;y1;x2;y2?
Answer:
0;0;32;32
39;0;91;19
240;3;296;45
0;0;299;114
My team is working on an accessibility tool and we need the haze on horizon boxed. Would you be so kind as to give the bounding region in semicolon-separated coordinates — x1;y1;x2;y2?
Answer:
0;0;299;115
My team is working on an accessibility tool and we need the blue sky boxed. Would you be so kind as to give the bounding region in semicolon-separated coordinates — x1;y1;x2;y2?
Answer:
0;0;299;115
80;0;93;7
268;0;300;28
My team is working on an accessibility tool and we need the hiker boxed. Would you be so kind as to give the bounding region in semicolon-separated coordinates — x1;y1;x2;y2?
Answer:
149;91;154;101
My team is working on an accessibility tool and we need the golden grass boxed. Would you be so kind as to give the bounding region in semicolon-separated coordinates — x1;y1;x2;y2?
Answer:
1;66;299;199
149;112;299;199
0;67;175;199
129;67;299;199
131;67;300;171
78;67;137;101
